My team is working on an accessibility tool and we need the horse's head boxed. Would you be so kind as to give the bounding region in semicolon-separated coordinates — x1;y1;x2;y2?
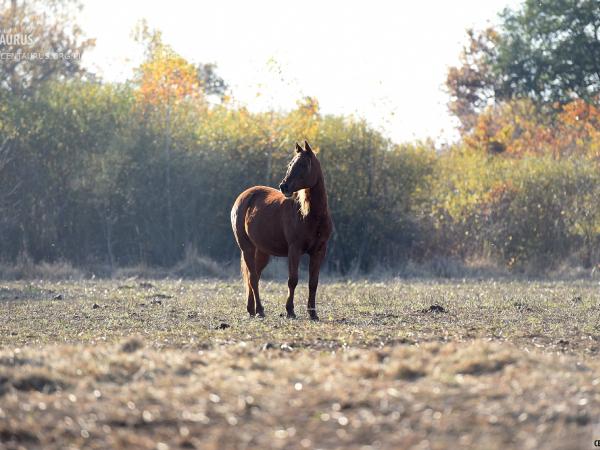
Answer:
279;141;320;198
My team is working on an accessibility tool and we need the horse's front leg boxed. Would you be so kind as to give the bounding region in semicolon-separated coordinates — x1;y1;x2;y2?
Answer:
308;245;327;321
286;247;301;319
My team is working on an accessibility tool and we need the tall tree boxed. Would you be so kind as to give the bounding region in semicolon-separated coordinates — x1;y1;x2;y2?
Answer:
447;0;600;131
446;28;502;131
0;0;94;95
497;0;600;103
133;26;228;262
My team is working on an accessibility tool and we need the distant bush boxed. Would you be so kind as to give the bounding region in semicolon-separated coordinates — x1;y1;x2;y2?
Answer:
425;150;600;271
0;254;83;280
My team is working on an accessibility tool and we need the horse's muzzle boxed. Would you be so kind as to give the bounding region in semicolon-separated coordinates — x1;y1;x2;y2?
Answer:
279;183;292;198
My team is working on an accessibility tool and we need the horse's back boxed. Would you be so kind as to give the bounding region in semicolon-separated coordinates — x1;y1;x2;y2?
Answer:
231;186;289;256
231;186;283;224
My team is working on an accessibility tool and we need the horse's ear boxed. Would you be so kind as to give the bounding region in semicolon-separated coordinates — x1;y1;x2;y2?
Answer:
304;140;313;154
295;142;303;153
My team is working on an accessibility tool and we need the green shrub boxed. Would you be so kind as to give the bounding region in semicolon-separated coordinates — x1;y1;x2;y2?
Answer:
426;150;600;270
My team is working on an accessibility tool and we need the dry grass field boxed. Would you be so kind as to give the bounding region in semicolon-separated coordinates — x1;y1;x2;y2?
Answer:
1;278;600;449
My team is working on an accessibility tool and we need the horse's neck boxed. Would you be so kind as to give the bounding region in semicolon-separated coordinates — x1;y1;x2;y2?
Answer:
305;173;329;220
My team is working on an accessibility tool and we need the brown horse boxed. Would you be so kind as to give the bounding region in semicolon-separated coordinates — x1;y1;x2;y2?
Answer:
231;140;332;320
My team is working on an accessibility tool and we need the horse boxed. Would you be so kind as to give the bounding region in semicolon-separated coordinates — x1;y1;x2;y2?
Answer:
230;140;333;320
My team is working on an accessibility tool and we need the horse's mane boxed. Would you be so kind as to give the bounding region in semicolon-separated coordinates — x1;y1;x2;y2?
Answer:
293;189;310;218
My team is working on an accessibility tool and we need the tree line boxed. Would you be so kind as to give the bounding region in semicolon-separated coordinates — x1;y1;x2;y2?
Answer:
1;0;600;275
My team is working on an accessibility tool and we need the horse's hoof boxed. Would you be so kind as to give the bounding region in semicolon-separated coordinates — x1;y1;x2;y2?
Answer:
286;311;297;319
256;308;265;318
309;313;319;321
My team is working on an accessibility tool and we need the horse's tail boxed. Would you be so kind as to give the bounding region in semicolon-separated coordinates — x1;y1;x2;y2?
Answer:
231;189;256;294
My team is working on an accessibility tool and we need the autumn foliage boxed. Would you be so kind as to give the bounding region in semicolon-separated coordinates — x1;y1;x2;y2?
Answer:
135;36;204;110
2;2;600;274
464;98;600;159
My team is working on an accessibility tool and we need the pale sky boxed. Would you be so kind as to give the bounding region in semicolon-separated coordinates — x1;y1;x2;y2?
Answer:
79;0;521;144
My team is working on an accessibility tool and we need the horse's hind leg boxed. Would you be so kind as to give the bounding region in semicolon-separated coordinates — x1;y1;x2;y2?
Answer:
254;250;270;317
240;250;255;316
241;243;267;318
